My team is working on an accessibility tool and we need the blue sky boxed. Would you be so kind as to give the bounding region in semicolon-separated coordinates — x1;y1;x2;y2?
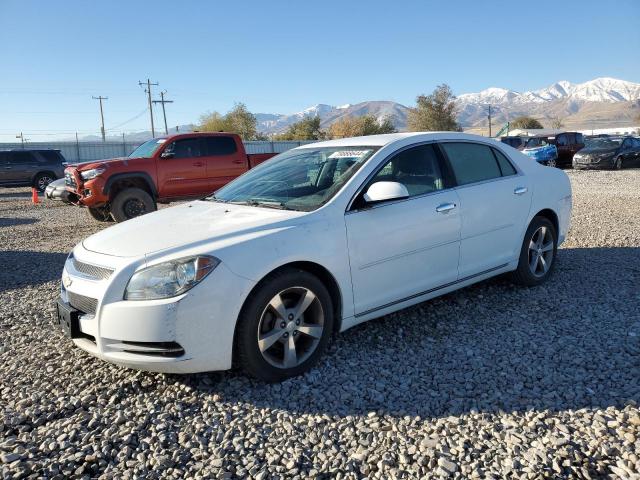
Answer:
0;0;639;139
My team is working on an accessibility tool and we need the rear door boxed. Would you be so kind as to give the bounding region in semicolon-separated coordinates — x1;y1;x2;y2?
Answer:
555;133;571;165
202;136;247;192
439;142;532;278
157;137;209;198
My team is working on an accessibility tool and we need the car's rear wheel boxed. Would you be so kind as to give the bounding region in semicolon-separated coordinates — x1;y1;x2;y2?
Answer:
110;188;156;222
510;216;557;286
33;172;55;192
235;268;334;382
87;206;114;222
546;158;557;168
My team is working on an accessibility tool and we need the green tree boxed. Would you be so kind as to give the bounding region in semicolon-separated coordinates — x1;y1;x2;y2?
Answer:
198;102;258;140
407;84;461;132
328;114;396;138
510;116;544;130
275;116;326;140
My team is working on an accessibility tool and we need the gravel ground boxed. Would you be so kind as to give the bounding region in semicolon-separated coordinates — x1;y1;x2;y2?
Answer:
1;170;639;479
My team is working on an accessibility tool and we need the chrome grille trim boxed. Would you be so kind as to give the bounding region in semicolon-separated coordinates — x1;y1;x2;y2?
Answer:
67;292;98;315
72;258;114;280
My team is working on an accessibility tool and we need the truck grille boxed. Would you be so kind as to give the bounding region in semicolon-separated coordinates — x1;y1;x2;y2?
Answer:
72;258;113;280
68;292;98;315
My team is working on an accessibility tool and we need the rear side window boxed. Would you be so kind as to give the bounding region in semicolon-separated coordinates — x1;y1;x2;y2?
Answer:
38;151;64;163
204;137;237;156
492;149;517;176
440;142;501;186
576;133;584;144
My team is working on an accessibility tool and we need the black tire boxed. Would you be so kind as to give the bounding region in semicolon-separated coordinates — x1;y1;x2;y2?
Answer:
33;172;56;193
614;157;623;170
235;268;334;382
87;207;114;222
510;216;557;287
110;188;156;222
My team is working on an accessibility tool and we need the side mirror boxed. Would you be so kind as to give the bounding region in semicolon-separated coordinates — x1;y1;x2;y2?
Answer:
160;151;174;159
363;181;409;204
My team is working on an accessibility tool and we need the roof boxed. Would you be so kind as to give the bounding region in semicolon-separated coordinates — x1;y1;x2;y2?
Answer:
297;131;496;149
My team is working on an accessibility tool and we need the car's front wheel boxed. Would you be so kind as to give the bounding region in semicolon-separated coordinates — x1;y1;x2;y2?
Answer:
33;172;55;192
87;207;114;222
235;268;334;382
614;157;623;170
510;216;557;286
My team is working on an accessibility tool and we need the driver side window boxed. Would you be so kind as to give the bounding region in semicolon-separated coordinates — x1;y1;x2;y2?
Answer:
165;138;203;159
368;144;445;198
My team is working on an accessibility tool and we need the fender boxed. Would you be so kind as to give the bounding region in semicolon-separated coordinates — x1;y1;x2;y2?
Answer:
103;172;157;198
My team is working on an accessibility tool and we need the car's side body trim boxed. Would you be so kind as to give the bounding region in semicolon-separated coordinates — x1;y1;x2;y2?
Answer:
354;263;509;318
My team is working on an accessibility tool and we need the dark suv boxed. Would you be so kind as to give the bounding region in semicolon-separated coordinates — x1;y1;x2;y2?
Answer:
0;149;66;192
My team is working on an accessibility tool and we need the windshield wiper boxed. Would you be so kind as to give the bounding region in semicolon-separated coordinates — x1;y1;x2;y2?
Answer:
228;199;290;210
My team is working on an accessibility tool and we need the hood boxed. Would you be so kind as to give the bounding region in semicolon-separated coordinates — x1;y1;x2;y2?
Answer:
71;157;143;171
577;146;618;155
82;200;305;257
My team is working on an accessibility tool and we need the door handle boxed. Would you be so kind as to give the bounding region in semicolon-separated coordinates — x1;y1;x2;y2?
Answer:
436;202;456;213
514;187;528;195
193;162;204;167
232;159;244;164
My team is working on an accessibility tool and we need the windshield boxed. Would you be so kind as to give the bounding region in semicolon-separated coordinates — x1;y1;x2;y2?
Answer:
211;146;378;211
585;137;623;149
129;138;167;158
525;138;549;149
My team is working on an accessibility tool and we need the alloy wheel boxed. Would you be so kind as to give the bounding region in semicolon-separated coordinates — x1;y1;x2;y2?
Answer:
257;287;324;369
528;226;554;277
615;157;623;170
547;158;556;168
37;176;53;191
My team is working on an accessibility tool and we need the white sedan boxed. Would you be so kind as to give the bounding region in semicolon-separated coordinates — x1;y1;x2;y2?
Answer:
57;132;572;381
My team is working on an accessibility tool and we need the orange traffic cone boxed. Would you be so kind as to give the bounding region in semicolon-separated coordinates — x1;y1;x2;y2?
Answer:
31;187;40;204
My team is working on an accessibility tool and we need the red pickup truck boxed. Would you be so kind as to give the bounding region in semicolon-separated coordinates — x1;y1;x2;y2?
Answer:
64;133;277;222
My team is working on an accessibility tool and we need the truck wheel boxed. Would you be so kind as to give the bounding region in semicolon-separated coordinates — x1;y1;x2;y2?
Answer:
110;188;156;222
87;207;114;222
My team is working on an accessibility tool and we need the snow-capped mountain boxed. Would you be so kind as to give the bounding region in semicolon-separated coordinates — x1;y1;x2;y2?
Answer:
458;78;640;105
256;77;640;134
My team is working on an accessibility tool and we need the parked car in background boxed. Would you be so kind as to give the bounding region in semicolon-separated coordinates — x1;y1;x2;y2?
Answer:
500;136;527;150
63;133;278;222
57;132;572;381
0;149;66;192
522;137;559;166
573;136;640;169
552;132;585;168
45;178;71;203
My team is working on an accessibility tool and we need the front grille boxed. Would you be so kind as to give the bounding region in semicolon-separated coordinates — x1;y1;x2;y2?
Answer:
68;292;98;315
72;258;113;280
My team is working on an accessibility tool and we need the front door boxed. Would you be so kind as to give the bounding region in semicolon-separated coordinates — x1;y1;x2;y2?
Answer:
157;137;210;198
345;143;461;316
439;142;532;278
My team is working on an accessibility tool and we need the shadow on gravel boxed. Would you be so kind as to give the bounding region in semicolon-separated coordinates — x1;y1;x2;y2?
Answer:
173;246;640;420
0;191;32;199
0;217;39;227
0;250;67;292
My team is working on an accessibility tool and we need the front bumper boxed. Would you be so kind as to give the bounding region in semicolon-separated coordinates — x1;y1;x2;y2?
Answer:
57;245;255;373
572;157;615;169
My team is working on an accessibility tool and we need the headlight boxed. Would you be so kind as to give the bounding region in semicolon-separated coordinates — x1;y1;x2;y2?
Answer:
80;168;106;180
125;255;220;300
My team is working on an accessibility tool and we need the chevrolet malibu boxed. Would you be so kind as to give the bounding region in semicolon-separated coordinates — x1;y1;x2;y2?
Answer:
57;132;572;381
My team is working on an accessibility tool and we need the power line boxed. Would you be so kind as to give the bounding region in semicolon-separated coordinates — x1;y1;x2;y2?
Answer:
138;79;159;137
92;96;108;142
152;90;174;135
105;107;149;131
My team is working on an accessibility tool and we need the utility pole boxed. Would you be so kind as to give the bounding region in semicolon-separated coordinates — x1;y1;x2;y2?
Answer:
152;90;173;135
487;105;492;137
16;132;24;148
92;95;108;141
138;79;159;137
